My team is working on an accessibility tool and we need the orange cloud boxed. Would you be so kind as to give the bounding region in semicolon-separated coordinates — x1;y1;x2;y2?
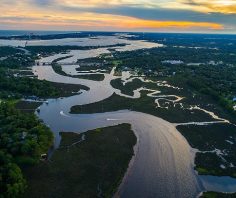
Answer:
174;0;236;14
54;0;135;8
0;0;226;32
119;19;223;30
0;12;223;31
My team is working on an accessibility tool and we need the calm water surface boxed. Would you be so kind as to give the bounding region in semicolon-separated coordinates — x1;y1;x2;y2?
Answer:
31;39;236;197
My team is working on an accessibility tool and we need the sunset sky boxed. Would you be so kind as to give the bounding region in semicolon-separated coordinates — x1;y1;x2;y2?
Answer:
0;0;236;33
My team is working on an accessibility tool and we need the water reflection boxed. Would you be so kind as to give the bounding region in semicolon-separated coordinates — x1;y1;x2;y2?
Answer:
31;36;236;197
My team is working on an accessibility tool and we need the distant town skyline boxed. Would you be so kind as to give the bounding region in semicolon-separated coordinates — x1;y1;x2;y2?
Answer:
0;0;236;33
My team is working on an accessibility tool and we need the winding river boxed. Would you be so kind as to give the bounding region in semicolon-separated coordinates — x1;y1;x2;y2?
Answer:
29;36;236;197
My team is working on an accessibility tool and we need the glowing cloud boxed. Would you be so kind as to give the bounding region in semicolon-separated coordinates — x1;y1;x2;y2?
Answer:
174;0;236;14
0;0;235;32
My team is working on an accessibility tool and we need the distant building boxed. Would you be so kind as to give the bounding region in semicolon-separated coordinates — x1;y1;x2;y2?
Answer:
162;60;184;65
187;63;203;66
208;61;223;66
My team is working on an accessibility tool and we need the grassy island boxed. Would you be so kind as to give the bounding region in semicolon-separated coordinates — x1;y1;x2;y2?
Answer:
52;64;105;81
23;124;137;198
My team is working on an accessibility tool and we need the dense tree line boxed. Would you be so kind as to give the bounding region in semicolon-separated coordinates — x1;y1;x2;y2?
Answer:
0;46;35;69
0;151;26;198
0;46;57;197
114;46;236;69
27;44;126;57
133;33;236;52
186;78;235;114
0;56;34;69
0;69;60;98
0;102;53;197
0;47;22;57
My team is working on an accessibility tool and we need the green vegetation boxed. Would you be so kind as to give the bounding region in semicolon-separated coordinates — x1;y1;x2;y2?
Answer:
70;93;215;123
23;124;137;198
77;57;113;73
0;71;88;99
202;192;236;198
196;167;209;175
1;34;236;196
177;124;236;178
15;101;42;113
75;74;105;81
112;60;122;66
70;71;236;179
47;82;89;97
112;60;123;76
0;45;90;198
0;73;59;98
113;42;236;115
0;70;88;99
75;65;105;72
0;47;88;99
26;44;126;57
177;124;236;151
0;151;27;198
0;46;33;69
111;78;144;96
185;77;236;116
0;46;23;57
52;64;105;81
14;70;34;76
0;102;54;197
0;47;34;69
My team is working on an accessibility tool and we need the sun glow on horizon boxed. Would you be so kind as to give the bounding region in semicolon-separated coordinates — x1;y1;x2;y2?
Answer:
0;0;235;33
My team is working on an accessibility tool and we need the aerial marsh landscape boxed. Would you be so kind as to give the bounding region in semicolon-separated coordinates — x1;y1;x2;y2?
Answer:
1;1;236;197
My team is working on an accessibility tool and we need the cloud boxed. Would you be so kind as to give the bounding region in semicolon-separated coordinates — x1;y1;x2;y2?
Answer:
32;0;54;6
178;0;236;14
0;14;223;32
58;4;236;25
0;0;235;33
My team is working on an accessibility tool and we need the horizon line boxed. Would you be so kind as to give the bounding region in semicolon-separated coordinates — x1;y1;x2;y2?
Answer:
0;29;235;36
